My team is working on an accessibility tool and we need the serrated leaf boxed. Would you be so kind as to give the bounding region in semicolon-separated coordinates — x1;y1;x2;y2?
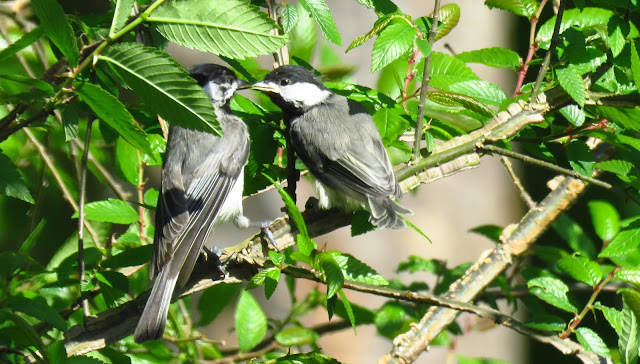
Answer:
0;310;50;363
31;0;78;66
596;303;623;336
595;160;634;177
608;15;630;58
338;289;356;332
317;252;344;299
375;302;408;338
552;215;597;258
0;74;54;94
265;267;281;299
447;80;506;106
62;107;79;142
557;66;586;107
275;327;319;347
558;104;585;127
347;15;392;52
299;0;341;45
557;255;602;286
75;82;152;156
280;4;298;33
197;283;241;326
527;276;577;313
372;106;410;145
235;291;267;352
109;0;135;36
114;136;140;185
456;47;521;70
72;198;138;224
371;22;416;73
290;2;316;62
101;245;152;269
428;91;495;118
469;224;503;243
397;255;443;274
576;327;610;358
484;0;539;19
599;222;640;259
588;200;620;242
434;3;460;41
619;303;640;364
0;152;34;204
416;38;431;58
615;269;640;286
566;139;594;176
621;289;640;319
5;293;68;331
350;210;376;236
0;26;45;63
631;41;640;93
333;253;388;285
98;42;220;135
149;0;288;59
270;351;343;363
525;314;566;331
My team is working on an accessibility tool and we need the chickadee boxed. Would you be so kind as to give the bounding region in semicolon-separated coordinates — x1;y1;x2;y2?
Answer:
134;64;251;343
252;65;410;229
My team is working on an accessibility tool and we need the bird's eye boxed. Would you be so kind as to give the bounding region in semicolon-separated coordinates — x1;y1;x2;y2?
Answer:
280;78;290;86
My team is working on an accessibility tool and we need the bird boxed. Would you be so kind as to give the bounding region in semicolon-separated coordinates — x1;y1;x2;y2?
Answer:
252;65;411;230
134;64;251;343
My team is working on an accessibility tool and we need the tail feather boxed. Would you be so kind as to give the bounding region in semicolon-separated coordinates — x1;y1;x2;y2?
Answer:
368;197;411;230
134;265;178;343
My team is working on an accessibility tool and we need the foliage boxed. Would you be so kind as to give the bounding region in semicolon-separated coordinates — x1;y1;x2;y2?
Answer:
0;0;639;363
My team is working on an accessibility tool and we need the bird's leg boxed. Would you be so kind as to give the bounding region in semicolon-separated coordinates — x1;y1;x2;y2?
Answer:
234;215;279;251
201;245;228;276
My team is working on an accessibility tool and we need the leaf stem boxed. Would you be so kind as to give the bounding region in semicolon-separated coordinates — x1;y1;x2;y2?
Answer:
77;118;93;325
412;0;441;160
514;0;548;96
530;0;565;102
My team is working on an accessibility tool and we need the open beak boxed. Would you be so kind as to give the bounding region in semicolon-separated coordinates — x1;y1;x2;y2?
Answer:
251;81;279;94
236;79;251;90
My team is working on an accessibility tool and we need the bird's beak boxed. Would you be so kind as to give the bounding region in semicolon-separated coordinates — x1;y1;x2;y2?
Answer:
251;81;279;94
236;79;251;90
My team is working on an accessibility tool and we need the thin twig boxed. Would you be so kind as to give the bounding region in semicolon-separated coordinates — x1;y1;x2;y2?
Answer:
203;342;280;364
500;156;536;208
412;0;441;159
530;0;565;102
514;0;548;96
136;150;147;243
78;118;94;324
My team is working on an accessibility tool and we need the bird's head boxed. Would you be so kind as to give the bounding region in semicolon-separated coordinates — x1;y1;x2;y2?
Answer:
188;64;250;108
252;65;331;113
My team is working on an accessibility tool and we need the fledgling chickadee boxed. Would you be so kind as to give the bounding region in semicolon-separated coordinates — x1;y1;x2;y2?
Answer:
134;64;251;343
252;65;411;229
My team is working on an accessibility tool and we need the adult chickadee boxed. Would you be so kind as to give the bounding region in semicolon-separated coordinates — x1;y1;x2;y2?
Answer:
134;64;251;343
252;65;410;229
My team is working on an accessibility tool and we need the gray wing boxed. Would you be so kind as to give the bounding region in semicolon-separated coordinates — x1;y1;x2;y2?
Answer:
151;123;249;286
293;96;401;200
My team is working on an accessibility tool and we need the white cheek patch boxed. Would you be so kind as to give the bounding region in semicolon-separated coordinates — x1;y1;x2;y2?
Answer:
280;82;331;108
203;82;234;105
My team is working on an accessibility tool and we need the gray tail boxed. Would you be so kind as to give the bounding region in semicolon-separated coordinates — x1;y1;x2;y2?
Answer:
134;265;178;343
368;197;412;230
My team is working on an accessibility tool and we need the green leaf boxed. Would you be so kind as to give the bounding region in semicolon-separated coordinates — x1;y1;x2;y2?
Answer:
0;74;54;94
347;15;392;52
115;137;140;185
631;41;640;93
299;0;341;45
0;152;34;204
525;314;566;331
101;245;152;269
316;252;344;299
608;16;630;58
434;3;460;41
0;26;45;63
619;303;640;364
62;107;79;142
596;303;623;336
372;106;410;145
350;210;376;236
596;106;640;133
265;267;281;299
527;276;577;313
484;0;539;19
397;255;443;274
98;42;220;135
72;198;138;224
31;0;78;66
427;91;495;118
556;66;586;107
447;80;506;107
280;4;298;33
456;47;521;70
5;292;68;331
375;302;408;338
426;51;480;84
615;269;640;286
469;224;503;243
20;219;45;255
109;0;135;36
275;327;319;346
75;82;152;155
557;255;601;286
0;310;50;363
553;214;597;258
149;0;288;59
197;283;241;326
621;289;640;318
588;200;620;242
599;222;640;259
576;327;609;358
595;160;634;177
290;2;316;62
566;140;594;176
416;38;431;58
333;253;388;285
270;351;342;363
338;289;356;332
371;22;416;73
558;104;585;127
235;291;267;352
